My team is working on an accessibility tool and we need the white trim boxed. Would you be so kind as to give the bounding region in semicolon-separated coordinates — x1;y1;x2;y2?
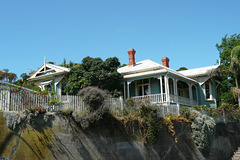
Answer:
127;81;132;98
40;80;52;85
28;63;70;81
123;82;126;99
122;68;198;83
165;76;170;103
189;83;193;100
28;71;68;81
159;76;163;102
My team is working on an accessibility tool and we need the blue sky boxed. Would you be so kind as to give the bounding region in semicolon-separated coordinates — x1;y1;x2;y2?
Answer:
0;0;239;79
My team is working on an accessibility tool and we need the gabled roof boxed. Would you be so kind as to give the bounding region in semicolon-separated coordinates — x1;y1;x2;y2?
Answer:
178;65;219;78
28;63;70;81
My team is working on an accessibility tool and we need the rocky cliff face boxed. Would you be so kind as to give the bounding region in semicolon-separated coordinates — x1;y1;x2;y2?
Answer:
0;111;238;160
207;122;240;160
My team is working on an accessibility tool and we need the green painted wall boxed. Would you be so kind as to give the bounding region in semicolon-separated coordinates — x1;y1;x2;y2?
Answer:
192;86;197;100
197;82;217;108
56;83;60;95
150;78;160;94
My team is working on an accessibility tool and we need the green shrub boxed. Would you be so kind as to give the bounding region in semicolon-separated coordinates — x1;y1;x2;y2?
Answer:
48;91;60;105
190;110;215;156
146;112;159;144
73;87;109;129
78;86;107;111
123;98;140;116
59;107;73;116
121;99;160;144
72;105;109;129
180;106;190;116
140;105;157;118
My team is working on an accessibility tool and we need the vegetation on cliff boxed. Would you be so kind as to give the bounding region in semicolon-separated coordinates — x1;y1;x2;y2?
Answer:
71;87;110;129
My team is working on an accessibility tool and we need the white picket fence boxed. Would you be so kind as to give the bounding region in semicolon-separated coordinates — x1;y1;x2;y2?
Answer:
0;89;49;111
0;81;178;116
0;88;179;116
157;104;180;117
0;88;124;112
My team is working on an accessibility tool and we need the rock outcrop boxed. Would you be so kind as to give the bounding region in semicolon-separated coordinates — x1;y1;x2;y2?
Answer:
0;111;239;160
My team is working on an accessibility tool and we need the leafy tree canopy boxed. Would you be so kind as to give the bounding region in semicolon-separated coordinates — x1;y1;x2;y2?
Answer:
177;67;188;71
65;56;123;96
119;64;127;68
0;69;17;82
216;34;240;105
59;58;77;68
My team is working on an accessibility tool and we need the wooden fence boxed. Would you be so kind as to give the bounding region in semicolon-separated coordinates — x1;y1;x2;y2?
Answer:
0;81;179;116
0;89;49;111
0;88;124;112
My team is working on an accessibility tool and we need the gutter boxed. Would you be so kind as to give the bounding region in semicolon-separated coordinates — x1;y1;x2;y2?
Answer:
28;71;68;81
123;68;198;83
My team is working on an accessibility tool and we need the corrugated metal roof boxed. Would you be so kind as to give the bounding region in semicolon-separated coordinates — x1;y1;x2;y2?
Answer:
118;58;218;83
117;59;162;74
178;65;219;78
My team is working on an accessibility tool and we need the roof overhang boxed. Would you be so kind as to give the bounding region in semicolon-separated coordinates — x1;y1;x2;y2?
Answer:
39;80;53;85
28;71;68;81
123;68;198;83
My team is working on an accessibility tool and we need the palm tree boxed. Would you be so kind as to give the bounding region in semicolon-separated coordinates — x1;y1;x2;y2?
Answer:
230;46;240;106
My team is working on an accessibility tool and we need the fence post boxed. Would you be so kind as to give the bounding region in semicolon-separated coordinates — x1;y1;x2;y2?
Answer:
7;90;10;111
177;103;180;116
120;96;124;110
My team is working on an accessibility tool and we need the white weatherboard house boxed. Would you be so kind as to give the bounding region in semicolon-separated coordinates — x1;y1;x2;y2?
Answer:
28;58;70;96
117;48;219;108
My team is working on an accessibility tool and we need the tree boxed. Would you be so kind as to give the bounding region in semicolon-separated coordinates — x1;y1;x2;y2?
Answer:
119;64;127;68
0;69;17;82
216;34;240;105
59;58;77;68
230;46;240;106
7;73;17;82
177;67;188;71
65;56;123;96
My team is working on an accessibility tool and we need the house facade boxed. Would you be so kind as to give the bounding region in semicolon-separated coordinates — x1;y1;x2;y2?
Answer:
28;58;70;96
117;48;219;108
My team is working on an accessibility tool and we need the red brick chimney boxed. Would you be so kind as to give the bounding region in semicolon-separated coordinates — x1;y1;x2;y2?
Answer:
161;57;170;67
128;48;136;66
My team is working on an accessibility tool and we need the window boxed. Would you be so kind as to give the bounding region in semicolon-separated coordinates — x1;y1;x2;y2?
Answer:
136;79;150;96
169;78;174;95
204;81;212;100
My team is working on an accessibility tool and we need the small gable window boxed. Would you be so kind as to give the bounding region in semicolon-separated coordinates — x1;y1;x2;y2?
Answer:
204;81;213;100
